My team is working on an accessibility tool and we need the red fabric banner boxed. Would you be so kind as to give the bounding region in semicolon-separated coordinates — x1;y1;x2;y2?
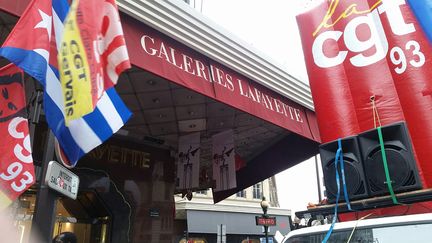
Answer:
122;15;320;142
297;0;432;187
0;64;35;209
123;15;216;99
0;0;29;16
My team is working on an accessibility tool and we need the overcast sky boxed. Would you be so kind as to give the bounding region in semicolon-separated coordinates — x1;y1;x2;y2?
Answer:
201;0;310;82
195;0;325;215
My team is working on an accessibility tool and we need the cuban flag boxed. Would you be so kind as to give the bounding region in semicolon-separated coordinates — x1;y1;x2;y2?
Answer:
408;0;432;43
0;0;131;167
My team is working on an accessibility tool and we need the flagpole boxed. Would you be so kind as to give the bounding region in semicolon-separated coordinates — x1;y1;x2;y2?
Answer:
30;130;57;243
29;78;43;146
28;82;58;243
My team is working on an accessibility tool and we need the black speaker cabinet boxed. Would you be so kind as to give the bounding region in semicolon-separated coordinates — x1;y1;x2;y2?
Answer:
320;136;369;203
358;122;422;197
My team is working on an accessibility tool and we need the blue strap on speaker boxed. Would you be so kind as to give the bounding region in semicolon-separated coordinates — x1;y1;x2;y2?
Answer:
322;141;342;243
339;139;353;211
322;138;354;243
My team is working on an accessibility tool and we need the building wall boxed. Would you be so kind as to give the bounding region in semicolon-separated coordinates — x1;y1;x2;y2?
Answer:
179;177;278;207
173;177;291;242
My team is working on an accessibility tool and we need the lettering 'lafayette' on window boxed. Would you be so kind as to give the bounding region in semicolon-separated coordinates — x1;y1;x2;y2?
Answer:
89;144;151;169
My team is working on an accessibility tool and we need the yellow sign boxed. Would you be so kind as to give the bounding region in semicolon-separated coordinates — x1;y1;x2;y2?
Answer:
58;0;93;125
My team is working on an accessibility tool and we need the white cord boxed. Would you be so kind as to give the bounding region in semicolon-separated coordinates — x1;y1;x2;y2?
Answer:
346;213;374;243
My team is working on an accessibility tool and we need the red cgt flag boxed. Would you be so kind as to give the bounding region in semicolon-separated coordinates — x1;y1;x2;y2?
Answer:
0;64;35;210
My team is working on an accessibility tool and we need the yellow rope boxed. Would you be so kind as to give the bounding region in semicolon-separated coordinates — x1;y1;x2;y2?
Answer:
370;96;381;128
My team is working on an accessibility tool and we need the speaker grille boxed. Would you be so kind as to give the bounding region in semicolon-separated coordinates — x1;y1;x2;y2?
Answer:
365;147;410;192
320;136;369;202
359;122;422;196
325;157;364;197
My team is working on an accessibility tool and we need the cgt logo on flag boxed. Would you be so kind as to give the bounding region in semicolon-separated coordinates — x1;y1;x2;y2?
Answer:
59;0;131;124
0;64;35;210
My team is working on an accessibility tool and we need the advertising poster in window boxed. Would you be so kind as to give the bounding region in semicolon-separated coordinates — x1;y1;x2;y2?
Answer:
212;130;236;192
176;132;201;190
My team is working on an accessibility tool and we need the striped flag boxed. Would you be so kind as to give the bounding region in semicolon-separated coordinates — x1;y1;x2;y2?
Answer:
0;0;131;167
58;0;131;123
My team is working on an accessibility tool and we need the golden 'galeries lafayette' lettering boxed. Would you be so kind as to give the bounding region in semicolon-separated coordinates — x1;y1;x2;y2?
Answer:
140;35;304;123
88;144;151;169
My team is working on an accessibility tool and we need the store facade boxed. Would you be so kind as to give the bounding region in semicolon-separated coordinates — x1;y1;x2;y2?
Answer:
0;1;319;242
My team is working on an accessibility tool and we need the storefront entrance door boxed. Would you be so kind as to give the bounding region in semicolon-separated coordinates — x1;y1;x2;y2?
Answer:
53;192;110;243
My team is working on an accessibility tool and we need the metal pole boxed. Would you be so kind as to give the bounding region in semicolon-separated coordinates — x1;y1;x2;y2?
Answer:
261;196;269;243
30;131;58;243
28;80;58;242
29;88;43;146
263;209;269;243
314;155;322;202
220;224;222;243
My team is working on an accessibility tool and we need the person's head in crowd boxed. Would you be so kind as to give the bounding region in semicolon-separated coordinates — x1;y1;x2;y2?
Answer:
52;232;77;243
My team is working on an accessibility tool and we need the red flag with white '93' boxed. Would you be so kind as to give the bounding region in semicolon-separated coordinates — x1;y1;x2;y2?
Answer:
0;64;34;210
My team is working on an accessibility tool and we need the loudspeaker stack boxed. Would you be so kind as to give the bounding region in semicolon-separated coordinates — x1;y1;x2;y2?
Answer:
319;122;422;203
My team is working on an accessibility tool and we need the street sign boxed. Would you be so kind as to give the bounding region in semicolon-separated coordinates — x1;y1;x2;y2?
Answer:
256;216;277;226
45;161;79;199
